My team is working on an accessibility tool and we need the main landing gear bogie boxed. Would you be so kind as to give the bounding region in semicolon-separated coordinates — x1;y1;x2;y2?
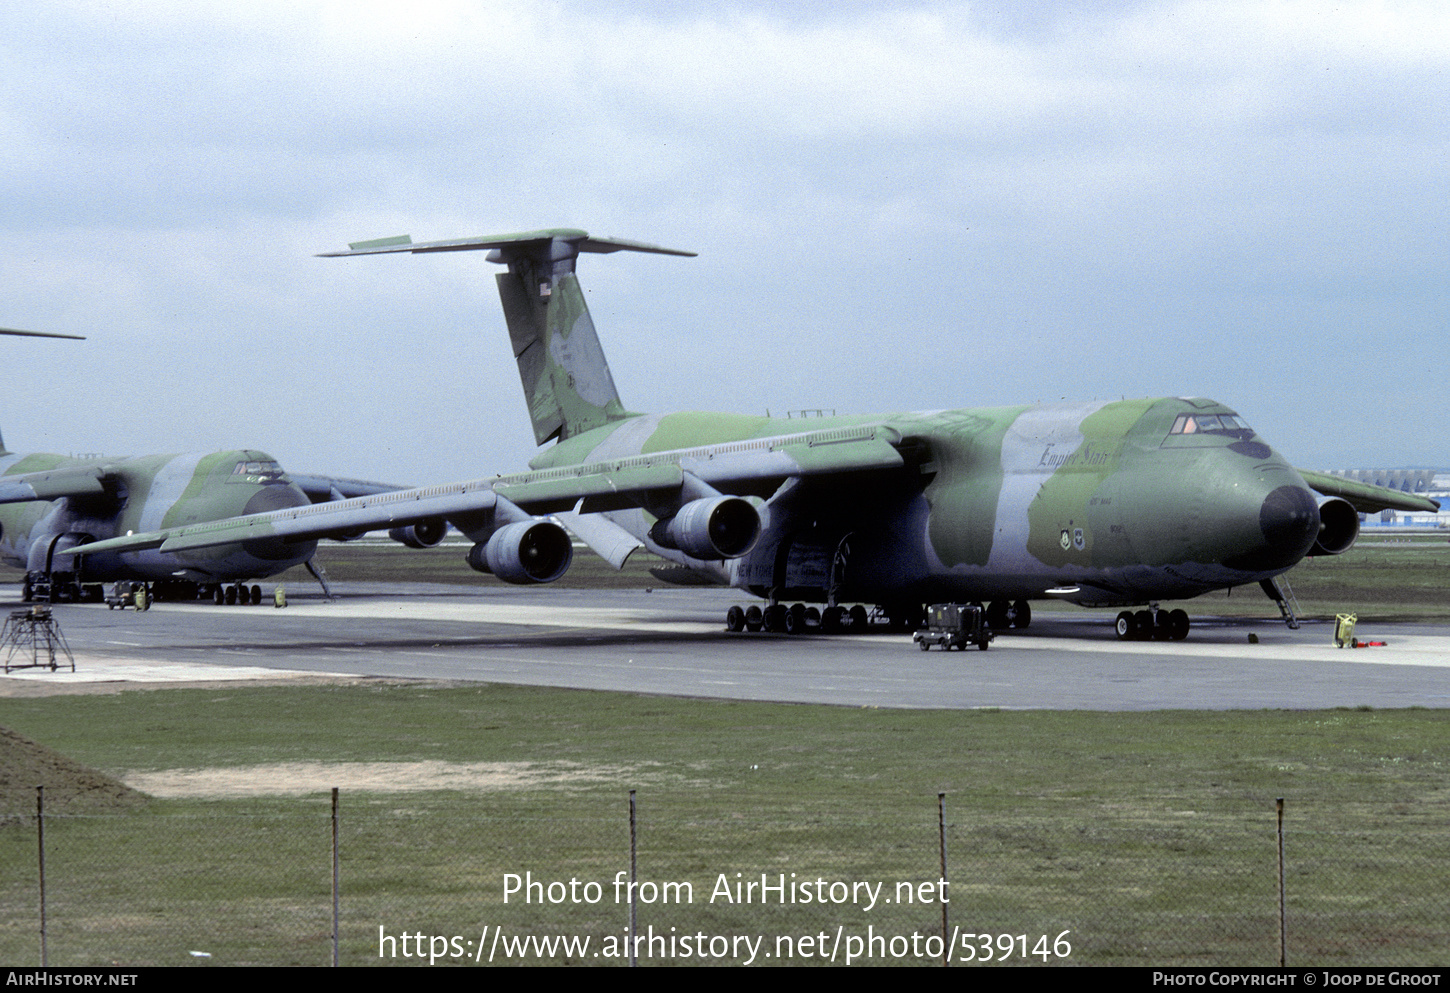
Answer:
212;584;264;606
725;600;1025;637
1115;607;1190;641
984;600;1032;630
726;601;872;635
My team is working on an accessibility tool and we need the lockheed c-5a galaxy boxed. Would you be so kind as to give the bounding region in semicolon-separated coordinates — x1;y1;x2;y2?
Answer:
70;229;1439;638
4;439;411;604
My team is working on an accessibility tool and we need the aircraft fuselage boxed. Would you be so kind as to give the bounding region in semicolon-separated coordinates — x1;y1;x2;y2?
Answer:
0;449;316;591
531;396;1324;610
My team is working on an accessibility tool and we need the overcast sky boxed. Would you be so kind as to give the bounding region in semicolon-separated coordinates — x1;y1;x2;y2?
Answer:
1;1;1446;485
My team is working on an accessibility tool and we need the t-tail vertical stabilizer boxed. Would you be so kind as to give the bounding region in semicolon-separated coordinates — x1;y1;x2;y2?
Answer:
320;229;696;446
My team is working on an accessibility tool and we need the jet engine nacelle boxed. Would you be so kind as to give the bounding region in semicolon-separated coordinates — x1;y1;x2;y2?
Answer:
389;519;447;549
466;519;573;584
1307;496;1359;556
649;496;760;559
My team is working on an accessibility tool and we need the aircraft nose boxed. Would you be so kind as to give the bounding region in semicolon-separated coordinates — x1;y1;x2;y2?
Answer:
1221;484;1320;572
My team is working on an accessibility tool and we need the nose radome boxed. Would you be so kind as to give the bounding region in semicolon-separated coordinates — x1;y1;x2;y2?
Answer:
1223;484;1320;572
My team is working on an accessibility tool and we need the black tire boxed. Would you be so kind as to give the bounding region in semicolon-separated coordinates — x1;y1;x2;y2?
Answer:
1115;611;1135;640
821;606;844;633
1153;612;1173;640
725;605;746;632
1012;599;1032;629
763;604;785;632
744;605;763;632
785;603;807;634
848;605;868;632
987;601;1011;629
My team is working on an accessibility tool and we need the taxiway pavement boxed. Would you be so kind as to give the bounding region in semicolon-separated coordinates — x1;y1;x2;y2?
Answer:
3;584;1448;709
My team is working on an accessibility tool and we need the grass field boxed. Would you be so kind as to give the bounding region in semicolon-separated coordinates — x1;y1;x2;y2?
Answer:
2;684;1448;967
1;533;1446;966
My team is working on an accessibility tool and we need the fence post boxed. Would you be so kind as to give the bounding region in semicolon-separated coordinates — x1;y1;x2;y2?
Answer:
938;793;949;967
628;789;638;968
1276;797;1286;967
332;787;340;967
36;785;46;967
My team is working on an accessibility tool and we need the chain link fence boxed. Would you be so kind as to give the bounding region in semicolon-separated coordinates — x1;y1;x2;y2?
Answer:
1;789;1445;966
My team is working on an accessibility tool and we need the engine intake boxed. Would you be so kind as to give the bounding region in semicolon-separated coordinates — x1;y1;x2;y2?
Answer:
649;496;760;559
467;520;573;584
1307;496;1359;556
389;519;447;549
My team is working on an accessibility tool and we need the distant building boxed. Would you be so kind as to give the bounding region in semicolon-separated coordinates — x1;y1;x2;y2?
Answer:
1323;469;1450;529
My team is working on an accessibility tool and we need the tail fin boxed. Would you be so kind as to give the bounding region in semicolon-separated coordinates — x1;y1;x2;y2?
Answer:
322;229;695;446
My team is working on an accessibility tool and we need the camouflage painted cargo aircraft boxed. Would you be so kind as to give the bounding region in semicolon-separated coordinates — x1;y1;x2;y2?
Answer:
1;441;412;604
68;229;1440;638
0;325;416;603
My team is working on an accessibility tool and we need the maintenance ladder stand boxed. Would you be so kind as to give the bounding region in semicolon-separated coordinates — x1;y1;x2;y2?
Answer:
2;606;74;673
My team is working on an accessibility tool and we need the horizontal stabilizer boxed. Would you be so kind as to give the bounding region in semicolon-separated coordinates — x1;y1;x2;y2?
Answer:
0;326;84;340
320;228;695;259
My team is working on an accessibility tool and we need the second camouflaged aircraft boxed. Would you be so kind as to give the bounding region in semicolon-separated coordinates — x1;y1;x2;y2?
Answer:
2;440;411;603
70;229;1440;638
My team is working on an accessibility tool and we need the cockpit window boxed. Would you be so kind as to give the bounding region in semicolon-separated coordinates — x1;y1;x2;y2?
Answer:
1169;414;1253;437
230;460;288;483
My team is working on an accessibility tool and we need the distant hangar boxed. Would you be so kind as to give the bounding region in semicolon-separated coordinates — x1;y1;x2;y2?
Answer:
1325;469;1448;529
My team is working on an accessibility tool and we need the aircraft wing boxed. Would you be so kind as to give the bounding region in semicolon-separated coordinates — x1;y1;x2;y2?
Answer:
62;423;906;563
287;473;412;504
1298;469;1441;515
62;480;501;557
490;424;905;514
0;465;108;504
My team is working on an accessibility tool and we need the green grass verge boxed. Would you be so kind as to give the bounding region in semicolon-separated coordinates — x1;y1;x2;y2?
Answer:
2;685;1448;966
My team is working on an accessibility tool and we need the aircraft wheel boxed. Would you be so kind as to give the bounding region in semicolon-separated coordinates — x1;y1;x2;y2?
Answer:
1115;611;1136;640
821;606;844;633
1012;600;1032;629
744;605;763;632
763;604;786;633
725;605;746;632
804;606;820;626
1133;610;1153;639
848;604;869;632
1169;609;1190;641
987;601;1011;629
214;586;225;605
1153;612;1173;640
785;603;808;634
250;585;262;605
